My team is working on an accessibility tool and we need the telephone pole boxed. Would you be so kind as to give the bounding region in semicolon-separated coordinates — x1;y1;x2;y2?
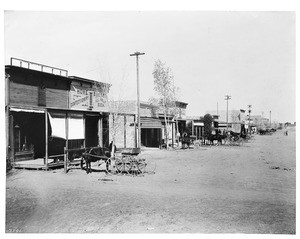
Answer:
225;95;231;131
130;51;145;148
270;110;272;128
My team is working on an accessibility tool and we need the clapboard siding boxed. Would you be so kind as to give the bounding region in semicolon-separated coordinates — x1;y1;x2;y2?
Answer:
10;82;39;106
46;88;68;108
10;82;68;108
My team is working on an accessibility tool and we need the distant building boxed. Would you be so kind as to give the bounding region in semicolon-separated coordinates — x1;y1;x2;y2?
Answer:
251;115;270;129
186;114;219;139
206;109;246;133
110;100;188;148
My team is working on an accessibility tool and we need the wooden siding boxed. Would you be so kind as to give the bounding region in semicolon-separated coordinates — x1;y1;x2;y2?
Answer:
10;81;68;108
46;88;68;108
140;117;163;128
10;81;39;106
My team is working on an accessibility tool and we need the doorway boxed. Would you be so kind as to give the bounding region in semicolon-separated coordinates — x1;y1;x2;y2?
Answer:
85;115;99;147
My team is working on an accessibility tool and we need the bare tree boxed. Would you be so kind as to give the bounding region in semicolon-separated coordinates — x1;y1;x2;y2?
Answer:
93;71;133;154
170;83;181;143
152;59;175;149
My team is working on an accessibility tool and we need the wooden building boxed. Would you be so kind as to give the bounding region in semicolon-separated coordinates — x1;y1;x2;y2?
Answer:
107;100;188;148
5;58;136;170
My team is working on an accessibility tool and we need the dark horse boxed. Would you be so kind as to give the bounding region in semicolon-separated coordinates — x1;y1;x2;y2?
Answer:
207;131;227;145
81;147;112;174
229;131;241;141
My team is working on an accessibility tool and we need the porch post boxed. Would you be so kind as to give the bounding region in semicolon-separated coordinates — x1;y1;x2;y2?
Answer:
83;113;86;148
45;109;48;169
134;114;137;148
64;112;69;173
6;108;10;166
124;115;126;148
172;123;174;147
9;114;15;165
98;114;103;147
6;73;11;168
192;120;194;136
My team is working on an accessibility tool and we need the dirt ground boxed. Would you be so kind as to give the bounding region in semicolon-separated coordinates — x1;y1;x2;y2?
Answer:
5;128;296;234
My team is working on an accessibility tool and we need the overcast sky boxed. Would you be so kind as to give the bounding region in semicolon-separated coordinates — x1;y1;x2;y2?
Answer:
4;11;295;123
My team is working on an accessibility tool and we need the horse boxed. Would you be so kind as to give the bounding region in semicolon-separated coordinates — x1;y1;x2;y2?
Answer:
206;134;218;145
228;131;241;142
81;147;112;174
217;134;228;144
207;133;227;145
182;135;191;148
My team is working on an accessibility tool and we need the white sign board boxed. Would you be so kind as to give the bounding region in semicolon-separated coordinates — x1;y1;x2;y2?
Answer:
69;85;108;112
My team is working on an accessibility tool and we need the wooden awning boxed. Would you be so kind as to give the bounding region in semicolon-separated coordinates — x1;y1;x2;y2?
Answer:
140;117;163;129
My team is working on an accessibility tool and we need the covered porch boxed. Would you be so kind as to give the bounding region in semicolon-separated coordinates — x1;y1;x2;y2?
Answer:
8;106;108;170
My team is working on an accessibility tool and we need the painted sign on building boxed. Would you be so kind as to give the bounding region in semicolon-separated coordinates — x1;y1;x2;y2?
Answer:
69;85;108;111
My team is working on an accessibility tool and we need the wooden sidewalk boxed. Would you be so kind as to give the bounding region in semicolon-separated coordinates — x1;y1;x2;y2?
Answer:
13;158;67;170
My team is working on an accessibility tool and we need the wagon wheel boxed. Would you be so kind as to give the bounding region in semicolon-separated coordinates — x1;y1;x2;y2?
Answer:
137;158;146;175
223;137;229;146
126;157;139;177
137;154;156;175
109;156;124;175
105;158;112;174
237;137;244;146
126;156;146;177
229;137;236;146
122;156;132;175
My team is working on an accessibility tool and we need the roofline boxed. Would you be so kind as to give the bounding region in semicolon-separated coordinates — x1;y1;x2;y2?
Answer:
175;100;188;106
68;76;111;86
5;65;110;85
5;65;72;81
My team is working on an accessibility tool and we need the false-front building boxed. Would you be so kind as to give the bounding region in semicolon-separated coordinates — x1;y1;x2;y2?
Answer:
5;58;136;169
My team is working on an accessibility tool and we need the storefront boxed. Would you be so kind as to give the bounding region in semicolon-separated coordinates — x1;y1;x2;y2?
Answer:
140;117;162;147
5;58;135;169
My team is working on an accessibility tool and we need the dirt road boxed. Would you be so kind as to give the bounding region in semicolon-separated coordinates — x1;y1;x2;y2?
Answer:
6;128;296;233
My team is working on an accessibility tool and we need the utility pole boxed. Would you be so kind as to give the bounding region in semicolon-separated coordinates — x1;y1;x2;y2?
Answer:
225;95;231;132
270;110;272;128
130;51;145;148
247;105;252;134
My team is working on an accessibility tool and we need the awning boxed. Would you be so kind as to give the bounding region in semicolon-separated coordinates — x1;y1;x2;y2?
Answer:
10;107;44;113
140;117;163;129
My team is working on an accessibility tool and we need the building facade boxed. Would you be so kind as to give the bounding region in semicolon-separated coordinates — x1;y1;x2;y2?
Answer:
206;109;246;133
110;100;188;148
5;58;136;169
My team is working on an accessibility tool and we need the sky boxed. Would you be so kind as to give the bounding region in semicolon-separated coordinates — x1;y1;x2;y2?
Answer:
4;10;296;123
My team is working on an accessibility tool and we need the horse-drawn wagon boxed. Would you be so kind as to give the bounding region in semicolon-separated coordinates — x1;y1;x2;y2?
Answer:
64;146;156;176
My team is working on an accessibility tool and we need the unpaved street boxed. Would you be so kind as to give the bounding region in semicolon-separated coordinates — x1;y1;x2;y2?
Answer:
6;128;296;233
